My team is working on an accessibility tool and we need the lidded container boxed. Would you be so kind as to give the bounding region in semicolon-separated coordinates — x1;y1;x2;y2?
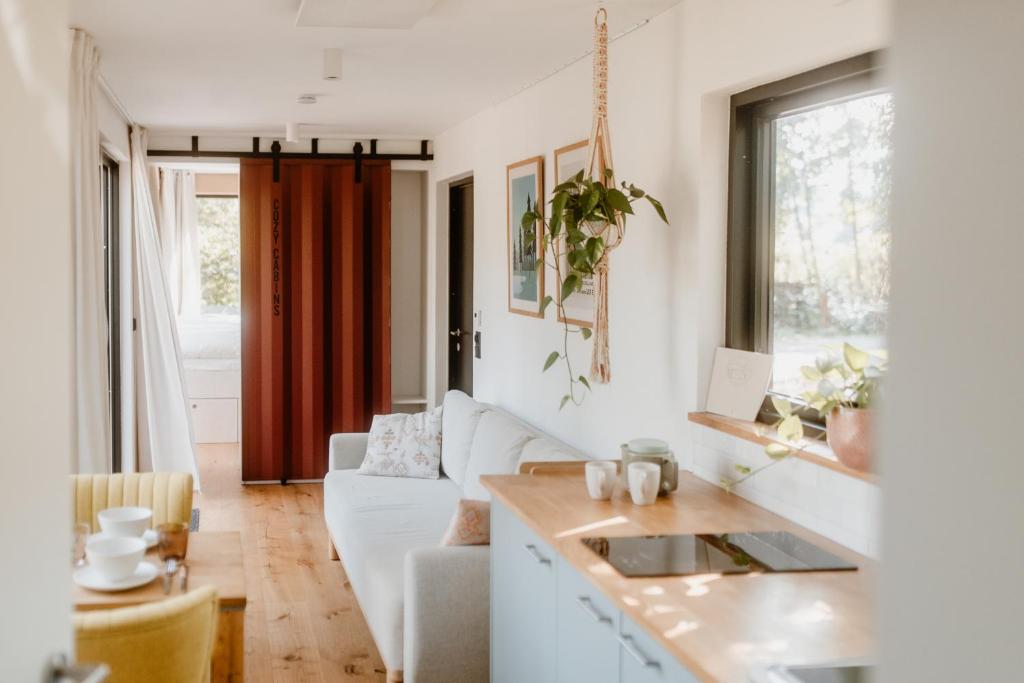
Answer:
620;438;678;496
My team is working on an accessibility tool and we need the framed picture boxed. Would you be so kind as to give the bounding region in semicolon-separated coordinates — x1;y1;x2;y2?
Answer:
553;140;595;327
507;156;545;317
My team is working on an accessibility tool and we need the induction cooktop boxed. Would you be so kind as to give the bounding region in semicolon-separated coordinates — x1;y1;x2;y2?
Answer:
580;532;857;578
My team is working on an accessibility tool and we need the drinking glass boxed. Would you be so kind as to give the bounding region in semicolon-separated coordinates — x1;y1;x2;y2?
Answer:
157;522;189;563
72;522;90;568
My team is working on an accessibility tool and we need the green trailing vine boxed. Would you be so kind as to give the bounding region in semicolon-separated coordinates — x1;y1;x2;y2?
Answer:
522;169;667;409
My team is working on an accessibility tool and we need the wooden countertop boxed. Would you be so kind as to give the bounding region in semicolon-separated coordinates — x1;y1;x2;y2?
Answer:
482;469;875;683
73;531;247;610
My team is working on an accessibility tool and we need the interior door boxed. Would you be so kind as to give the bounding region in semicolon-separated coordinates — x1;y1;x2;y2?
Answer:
448;180;474;395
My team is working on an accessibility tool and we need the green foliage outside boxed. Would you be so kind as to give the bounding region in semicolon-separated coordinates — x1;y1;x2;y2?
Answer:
197;197;240;314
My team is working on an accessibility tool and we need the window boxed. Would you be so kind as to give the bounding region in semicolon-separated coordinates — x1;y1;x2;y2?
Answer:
101;154;121;472
196;196;240;314
727;53;892;411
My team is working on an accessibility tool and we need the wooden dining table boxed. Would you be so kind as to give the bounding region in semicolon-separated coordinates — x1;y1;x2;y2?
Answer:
73;531;248;682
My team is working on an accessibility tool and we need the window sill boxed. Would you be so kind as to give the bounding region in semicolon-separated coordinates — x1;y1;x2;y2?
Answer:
687;411;878;484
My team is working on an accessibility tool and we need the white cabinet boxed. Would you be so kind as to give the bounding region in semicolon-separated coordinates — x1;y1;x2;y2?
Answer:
189;398;238;443
556;558;619;683
491;500;699;683
491;501;557;683
619;615;698;683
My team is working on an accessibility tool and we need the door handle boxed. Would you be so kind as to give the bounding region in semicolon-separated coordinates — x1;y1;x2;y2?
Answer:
522;543;551;565
617;634;661;669
575;596;612;624
449;328;467;337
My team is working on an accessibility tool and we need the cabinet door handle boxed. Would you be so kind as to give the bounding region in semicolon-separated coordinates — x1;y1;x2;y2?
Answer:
617;634;661;669
522;543;551;565
575;596;612;624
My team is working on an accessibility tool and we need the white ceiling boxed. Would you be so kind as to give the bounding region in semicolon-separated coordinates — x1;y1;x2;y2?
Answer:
71;0;682;138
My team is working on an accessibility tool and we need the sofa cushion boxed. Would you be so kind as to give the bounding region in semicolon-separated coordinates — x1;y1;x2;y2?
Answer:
323;469;462;670
519;436;588;467
358;407;443;479
462;411;538;500
440;390;488;487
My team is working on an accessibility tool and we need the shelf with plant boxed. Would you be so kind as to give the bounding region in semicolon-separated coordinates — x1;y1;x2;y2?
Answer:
722;342;886;492
521;169;667;409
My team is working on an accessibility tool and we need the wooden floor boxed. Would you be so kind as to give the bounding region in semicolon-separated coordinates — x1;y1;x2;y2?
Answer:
195;443;386;682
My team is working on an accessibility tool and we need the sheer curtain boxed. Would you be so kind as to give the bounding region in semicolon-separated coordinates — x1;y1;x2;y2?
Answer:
129;126;199;484
69;29;110;474
158;169;202;318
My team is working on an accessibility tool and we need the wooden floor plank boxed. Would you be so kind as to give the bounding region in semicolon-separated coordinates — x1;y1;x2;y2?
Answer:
195;443;385;682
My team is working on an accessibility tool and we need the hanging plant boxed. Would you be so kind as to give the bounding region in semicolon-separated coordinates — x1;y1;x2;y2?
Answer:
521;169;667;408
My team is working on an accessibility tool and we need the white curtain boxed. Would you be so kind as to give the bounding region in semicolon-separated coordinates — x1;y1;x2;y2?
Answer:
69;30;110;474
129;125;199;485
158;169;202;318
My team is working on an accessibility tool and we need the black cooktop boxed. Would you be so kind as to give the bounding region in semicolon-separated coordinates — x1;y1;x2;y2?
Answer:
581;532;857;578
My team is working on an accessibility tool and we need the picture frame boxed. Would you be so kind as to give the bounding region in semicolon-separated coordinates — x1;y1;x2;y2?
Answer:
507;155;545;317
553;140;595;327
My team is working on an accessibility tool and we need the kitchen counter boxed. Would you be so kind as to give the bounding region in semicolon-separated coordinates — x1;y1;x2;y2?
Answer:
481;467;875;683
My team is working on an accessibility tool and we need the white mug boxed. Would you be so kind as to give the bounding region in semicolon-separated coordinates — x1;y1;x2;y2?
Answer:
585;461;617;500
628;462;661;506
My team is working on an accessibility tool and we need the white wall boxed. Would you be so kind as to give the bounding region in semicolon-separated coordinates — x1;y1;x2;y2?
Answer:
392;170;427;404
0;0;74;676
429;0;888;458
880;1;1024;679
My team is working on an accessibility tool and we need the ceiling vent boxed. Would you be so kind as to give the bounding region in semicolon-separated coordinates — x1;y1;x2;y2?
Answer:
295;0;438;29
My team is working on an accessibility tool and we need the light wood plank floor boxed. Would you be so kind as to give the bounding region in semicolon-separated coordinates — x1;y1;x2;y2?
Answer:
195;443;386;682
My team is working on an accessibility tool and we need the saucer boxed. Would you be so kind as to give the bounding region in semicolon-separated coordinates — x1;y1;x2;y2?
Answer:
89;528;158;549
74;561;159;592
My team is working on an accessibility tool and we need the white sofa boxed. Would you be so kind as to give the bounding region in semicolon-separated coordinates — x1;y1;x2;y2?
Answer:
323;390;587;683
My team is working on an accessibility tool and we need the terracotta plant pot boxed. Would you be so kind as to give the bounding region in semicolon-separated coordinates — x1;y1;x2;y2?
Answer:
826;407;874;472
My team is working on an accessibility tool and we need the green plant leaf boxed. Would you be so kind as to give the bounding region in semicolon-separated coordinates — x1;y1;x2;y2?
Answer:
801;366;822;381
540;295;553;315
606;188;634;215
580;327;592;340
578;375;591;390
645;195;668;223
559;394;571;411
734;464;752;475
549;192;568;238
771;395;793;417
560;273;580;304
604;168;614;179
543;351;560;372
844;342;869;371
777;414;803;442
765;442;792;460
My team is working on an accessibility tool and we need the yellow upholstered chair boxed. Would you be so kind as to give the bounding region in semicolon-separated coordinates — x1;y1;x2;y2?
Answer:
72;472;194;533
74;586;218;683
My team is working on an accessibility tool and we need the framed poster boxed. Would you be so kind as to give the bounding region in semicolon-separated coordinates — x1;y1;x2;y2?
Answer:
554;140;595;326
507;156;545;317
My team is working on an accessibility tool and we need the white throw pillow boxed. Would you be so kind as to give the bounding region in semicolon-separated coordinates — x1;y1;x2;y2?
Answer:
462;411;537;500
440;390;489;487
358;407;443;479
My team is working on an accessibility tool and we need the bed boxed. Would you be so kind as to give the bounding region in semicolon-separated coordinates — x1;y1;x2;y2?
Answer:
178;315;241;443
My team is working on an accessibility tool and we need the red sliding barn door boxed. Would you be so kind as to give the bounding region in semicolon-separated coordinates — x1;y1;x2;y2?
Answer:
240;159;391;482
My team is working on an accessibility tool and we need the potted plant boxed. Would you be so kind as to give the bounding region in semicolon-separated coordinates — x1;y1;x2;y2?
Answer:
798;343;885;472
723;343;884;491
521;169;667;408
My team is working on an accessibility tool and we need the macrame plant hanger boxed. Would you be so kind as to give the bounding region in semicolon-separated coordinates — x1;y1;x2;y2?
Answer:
585;7;622;384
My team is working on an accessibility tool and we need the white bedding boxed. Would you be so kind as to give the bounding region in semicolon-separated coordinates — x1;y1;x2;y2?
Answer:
177;314;241;360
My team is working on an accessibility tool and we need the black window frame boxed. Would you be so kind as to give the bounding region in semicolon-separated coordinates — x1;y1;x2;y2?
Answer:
725;51;889;425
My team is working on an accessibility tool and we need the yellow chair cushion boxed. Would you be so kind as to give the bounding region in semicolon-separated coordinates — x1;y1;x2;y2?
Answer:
72;472;194;533
75;585;218;683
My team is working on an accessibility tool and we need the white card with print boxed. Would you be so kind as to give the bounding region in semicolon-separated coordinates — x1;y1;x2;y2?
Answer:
705;347;774;421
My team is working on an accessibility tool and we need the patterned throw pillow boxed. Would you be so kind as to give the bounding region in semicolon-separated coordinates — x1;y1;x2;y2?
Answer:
358;407;443;479
440;499;491;546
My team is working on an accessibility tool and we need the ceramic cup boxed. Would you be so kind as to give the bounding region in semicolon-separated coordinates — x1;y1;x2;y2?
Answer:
86;536;146;582
628;462;661;506
585;461;617;500
97;506;153;538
